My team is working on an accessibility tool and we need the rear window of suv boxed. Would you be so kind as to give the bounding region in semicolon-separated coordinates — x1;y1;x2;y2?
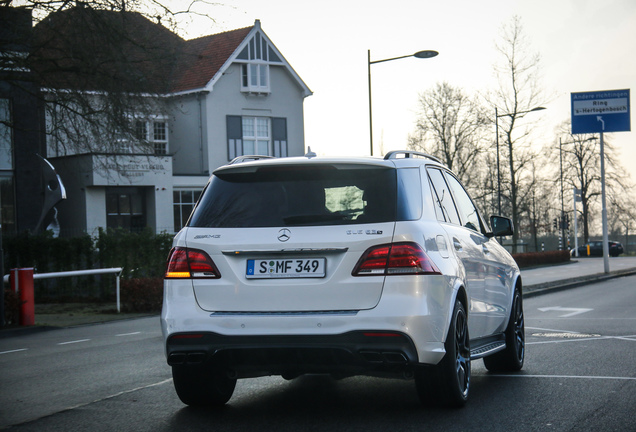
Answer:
188;164;418;228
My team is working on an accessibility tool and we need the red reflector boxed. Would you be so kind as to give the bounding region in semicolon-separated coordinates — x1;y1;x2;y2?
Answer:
363;332;403;338
170;334;204;339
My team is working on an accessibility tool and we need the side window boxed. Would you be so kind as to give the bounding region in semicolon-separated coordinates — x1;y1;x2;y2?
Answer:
397;168;422;221
427;168;460;225
444;173;482;233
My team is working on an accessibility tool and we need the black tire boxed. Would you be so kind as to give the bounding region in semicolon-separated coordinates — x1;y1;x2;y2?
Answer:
415;299;470;408
484;288;525;372
172;364;236;406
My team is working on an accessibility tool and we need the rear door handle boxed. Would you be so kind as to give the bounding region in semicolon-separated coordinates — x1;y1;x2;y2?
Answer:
453;238;462;251
482;244;490;254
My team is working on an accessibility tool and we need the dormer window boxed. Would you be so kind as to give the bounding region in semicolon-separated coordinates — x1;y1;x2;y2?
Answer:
237;31;282;94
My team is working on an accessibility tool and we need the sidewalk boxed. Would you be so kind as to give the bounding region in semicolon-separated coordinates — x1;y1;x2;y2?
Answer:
522;256;636;297
2;256;636;336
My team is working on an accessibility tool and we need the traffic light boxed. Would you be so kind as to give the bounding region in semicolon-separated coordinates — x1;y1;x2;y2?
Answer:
553;218;557;230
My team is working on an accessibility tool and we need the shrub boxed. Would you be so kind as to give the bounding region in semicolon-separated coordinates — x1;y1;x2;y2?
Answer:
1;229;173;302
2;289;21;326
120;277;163;313
512;250;570;268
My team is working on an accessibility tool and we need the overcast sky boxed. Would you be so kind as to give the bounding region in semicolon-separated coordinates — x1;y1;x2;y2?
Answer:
184;0;636;184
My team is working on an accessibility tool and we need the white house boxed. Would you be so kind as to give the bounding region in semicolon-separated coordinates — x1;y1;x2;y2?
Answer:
35;8;311;236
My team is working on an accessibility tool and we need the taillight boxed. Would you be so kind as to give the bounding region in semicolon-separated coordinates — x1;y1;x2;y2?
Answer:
165;247;221;279
352;242;441;276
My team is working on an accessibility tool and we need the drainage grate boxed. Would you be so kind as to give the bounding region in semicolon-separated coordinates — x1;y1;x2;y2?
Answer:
532;332;601;338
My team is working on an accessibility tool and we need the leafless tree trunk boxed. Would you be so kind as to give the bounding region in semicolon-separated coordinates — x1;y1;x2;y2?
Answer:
555;121;630;244
2;1;215;174
491;16;546;253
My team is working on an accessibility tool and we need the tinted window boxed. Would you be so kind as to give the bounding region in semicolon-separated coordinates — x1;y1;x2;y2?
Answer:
397;168;423;221
427;168;460;225
444;173;482;233
189;165;398;227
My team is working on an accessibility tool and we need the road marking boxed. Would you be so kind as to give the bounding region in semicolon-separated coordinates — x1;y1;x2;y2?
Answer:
614;335;636;341
57;339;91;345
7;378;174;428
537;306;593;317
116;332;141;337
486;374;636;381
0;348;27;355
527;326;580;333
66;378;173;410
527;336;606;345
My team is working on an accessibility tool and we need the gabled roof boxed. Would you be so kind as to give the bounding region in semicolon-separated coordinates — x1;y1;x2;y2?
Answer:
172;20;312;97
31;8;312;97
171;26;252;93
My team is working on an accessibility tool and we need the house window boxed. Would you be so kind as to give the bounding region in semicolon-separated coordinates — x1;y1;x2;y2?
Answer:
241;63;269;92
153;121;167;155
227;116;287;160
106;187;146;231
242;117;270;155
135;120;147;141
173;189;202;232
130;118;167;154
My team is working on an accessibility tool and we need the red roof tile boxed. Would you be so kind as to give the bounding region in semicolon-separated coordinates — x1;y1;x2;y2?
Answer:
171;26;252;93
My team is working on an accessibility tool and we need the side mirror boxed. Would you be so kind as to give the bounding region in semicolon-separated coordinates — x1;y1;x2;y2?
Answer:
487;215;514;237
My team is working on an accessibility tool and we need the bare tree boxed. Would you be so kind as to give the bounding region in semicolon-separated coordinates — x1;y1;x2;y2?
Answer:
408;82;490;193
555;120;630;244
2;1;216;173
490;16;547;253
609;196;636;253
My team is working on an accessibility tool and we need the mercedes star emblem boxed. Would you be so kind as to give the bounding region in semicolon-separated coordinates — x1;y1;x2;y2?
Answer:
278;228;291;242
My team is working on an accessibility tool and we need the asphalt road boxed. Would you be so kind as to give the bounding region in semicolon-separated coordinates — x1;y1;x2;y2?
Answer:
1;274;635;431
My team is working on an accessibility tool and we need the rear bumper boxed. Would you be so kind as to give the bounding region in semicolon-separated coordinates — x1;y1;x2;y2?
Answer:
166;330;419;379
161;274;454;367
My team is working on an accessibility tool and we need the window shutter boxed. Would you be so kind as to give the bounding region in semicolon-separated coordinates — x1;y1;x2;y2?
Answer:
226;115;242;160
272;117;287;157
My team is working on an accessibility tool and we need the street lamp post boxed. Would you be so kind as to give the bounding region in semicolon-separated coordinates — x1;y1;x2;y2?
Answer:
368;49;438;156
494;106;546;215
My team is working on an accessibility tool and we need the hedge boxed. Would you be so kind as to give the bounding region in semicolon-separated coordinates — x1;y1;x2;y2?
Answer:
2;229;173;301
512;250;571;268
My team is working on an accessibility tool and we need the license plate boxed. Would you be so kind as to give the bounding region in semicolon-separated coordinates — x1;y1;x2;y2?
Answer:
246;258;326;279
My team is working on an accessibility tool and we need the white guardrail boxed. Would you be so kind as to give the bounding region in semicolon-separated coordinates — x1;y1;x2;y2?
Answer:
3;268;124;313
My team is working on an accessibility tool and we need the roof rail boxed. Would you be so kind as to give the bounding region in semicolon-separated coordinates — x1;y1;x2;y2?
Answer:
228;155;276;165
383;150;442;164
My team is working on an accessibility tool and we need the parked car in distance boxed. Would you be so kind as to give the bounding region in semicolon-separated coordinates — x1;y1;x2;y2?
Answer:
161;150;524;409
571;241;624;257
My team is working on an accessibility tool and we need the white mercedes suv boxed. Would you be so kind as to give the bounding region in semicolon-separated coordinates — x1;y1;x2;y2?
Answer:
161;150;524;408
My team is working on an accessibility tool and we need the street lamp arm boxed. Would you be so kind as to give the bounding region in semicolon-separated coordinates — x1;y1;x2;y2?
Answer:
496;106;546;118
370;54;415;65
369;50;439;65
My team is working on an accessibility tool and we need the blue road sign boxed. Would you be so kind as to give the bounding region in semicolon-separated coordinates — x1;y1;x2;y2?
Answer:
571;89;630;134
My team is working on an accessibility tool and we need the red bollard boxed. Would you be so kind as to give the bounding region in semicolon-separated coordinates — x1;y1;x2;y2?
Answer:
10;268;35;326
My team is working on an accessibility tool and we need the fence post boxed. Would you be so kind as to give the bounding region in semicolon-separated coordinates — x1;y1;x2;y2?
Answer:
116;273;121;313
10;268;35;326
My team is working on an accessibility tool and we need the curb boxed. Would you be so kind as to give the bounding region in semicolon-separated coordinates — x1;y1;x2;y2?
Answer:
523;268;636;298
